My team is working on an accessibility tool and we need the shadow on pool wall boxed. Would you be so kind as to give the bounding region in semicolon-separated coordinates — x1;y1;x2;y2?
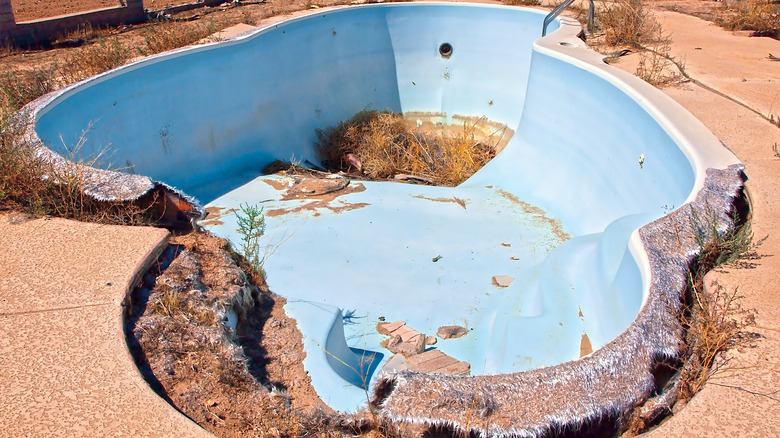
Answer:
23;2;745;436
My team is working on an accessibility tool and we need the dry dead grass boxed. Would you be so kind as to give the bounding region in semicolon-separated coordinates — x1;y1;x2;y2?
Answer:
315;111;500;187
676;210;763;401
0;15;241;223
598;0;654;48
0;112;160;224
716;0;780;35
590;0;682;86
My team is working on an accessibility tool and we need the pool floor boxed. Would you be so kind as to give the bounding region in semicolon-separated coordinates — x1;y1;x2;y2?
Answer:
201;172;650;411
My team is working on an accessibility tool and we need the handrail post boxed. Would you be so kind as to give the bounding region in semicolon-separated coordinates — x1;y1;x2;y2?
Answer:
541;0;596;37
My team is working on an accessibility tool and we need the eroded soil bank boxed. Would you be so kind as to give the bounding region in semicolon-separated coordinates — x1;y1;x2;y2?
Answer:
124;230;381;437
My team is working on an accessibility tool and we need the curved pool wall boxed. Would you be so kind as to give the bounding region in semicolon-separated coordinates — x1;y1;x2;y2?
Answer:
24;2;743;432
33;4;551;203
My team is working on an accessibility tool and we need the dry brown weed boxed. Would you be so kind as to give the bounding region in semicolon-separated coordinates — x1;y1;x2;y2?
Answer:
316;111;500;186
716;0;780;35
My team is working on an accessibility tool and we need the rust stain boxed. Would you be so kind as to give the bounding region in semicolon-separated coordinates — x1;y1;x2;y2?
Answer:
579;333;593;357
412;194;468;210
495;189;571;242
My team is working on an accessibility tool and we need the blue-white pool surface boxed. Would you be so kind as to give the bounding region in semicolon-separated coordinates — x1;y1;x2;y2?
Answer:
30;3;740;412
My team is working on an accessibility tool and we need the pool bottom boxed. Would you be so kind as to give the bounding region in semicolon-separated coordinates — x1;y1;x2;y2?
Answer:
201;172;650;412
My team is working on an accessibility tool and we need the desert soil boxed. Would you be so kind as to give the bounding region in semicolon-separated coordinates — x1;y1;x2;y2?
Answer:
10;0;122;22
9;0;225;22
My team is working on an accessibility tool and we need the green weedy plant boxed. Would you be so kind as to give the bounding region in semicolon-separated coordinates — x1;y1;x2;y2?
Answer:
235;203;267;276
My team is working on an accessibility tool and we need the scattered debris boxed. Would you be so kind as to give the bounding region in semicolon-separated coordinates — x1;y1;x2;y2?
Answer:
492;275;515;288
283;175;350;199
379;321;427;356
406;349;470;375
378;321;469;375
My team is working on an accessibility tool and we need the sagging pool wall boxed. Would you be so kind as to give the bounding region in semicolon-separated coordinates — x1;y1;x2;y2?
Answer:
34;4;551;202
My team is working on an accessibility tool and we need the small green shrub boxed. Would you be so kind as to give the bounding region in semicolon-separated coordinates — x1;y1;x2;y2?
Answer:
235;203;267;276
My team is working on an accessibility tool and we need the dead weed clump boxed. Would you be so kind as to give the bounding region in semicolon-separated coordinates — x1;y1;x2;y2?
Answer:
624;207;762;435
0;115;51;215
0;114;159;224
137;18;222;56
598;0;654;48
716;0;780;36
676;208;763;400
591;0;682;86
316;111;500;186
58;37;134;84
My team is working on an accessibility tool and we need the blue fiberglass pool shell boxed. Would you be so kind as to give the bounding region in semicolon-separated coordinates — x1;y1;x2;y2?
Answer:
28;3;741;416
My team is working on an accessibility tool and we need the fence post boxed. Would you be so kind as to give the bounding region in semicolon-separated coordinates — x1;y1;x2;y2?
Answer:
0;0;16;44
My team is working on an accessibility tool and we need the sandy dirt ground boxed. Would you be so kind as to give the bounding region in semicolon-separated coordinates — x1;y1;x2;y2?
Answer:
10;0;122;22
9;0;240;22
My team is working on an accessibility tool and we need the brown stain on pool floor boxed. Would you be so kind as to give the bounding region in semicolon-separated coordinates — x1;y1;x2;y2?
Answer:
412;194;468;210
495;188;571;242
265;177;369;218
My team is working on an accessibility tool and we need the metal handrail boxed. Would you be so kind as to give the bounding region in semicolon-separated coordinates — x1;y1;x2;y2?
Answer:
541;0;595;37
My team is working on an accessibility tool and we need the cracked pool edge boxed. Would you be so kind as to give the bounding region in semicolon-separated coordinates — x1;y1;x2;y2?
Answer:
370;164;746;437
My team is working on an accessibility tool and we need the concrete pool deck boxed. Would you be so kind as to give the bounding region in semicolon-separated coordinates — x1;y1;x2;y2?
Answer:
0;7;778;437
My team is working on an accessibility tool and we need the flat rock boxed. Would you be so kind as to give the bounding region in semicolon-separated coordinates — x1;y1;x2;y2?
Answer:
437;325;468;339
492;275;515;287
377;320;405;335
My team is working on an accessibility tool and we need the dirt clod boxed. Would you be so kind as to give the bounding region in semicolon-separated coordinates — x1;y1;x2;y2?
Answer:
437;325;468;340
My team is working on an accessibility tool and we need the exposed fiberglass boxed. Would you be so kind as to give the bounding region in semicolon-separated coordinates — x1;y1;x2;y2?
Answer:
32;3;737;412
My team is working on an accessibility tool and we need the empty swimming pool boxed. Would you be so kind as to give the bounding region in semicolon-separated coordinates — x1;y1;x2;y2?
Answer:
28;1;742;422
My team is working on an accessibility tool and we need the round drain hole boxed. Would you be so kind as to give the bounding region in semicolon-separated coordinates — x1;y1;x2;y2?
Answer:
439;42;453;58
